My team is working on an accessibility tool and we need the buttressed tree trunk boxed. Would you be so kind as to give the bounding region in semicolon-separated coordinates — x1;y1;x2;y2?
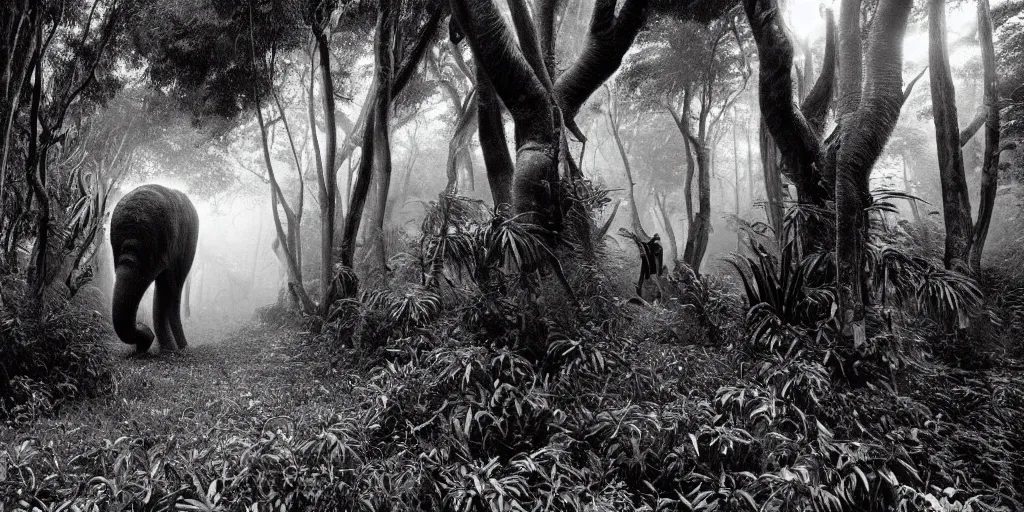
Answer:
968;0;1000;273
929;0;973;271
450;0;559;227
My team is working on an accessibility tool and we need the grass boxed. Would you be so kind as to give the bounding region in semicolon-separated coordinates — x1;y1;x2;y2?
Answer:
2;319;356;448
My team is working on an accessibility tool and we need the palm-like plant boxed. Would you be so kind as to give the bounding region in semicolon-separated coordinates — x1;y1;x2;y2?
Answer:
364;286;442;335
728;239;835;352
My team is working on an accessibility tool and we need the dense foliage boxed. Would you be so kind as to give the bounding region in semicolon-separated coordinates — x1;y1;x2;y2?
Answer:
4;195;1024;510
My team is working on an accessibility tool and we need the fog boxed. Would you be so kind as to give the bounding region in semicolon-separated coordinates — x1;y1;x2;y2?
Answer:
89;0;1014;343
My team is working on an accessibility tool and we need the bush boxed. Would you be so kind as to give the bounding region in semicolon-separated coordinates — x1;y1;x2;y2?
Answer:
0;276;113;425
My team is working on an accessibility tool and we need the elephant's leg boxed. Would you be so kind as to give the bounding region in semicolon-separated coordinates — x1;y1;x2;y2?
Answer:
153;272;178;353
172;242;197;349
168;274;189;349
112;266;156;353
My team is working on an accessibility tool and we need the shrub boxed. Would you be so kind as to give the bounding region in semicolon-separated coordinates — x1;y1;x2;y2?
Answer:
0;276;113;425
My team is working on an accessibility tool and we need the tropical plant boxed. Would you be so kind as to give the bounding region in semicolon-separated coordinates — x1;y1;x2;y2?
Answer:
728;239;835;352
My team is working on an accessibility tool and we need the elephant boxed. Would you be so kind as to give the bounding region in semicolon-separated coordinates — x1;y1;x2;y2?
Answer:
110;184;199;353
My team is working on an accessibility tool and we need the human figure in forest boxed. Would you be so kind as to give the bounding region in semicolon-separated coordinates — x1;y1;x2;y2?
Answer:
636;234;664;297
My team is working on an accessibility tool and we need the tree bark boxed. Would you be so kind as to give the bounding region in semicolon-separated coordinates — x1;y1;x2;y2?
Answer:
26;16;48;301
445;88;478;195
368;1;397;271
312;30;340;312
451;0;559;227
553;0;649;130
836;0;863;118
341;4;394;272
607;92;650;242
833;0;913;345
476;70;515;209
929;0;973;271
968;0;1000;273
745;0;829;206
653;192;677;268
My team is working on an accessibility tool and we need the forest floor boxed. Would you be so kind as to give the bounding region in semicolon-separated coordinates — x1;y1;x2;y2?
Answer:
0;317;355;453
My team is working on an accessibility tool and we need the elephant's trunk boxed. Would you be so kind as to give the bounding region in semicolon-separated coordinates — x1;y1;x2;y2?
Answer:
111;265;155;349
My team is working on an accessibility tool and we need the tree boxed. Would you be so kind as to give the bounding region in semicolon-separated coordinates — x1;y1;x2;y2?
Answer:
929;0;973;271
967;0;1002;272
746;0;912;345
621;11;752;273
450;0;650;231
0;0;130;308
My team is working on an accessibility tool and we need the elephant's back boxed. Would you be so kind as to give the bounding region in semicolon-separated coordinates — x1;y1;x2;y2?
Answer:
110;185;198;269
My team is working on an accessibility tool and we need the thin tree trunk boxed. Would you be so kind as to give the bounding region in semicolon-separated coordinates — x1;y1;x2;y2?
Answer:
313;30;339;313
968;0;1000;273
901;154;921;222
653;192;677;268
733;114;742;250
683;141;711;274
606;86;648;240
445;88;478;195
760;120;785;240
26;18;48;301
929;0;973;271
369;1;397;271
1;2;36;225
746;108;755;215
476;71;514;209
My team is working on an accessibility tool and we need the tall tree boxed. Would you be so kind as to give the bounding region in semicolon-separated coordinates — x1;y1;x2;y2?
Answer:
623;12;752;273
929;0;973;271
746;0;912;345
452;0;650;231
968;0;1002;272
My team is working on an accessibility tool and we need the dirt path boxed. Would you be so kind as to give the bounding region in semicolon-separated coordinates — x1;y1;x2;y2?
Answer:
2;317;355;451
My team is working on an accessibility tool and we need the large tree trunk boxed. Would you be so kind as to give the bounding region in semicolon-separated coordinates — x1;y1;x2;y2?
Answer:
929;0;973;271
746;0;830;207
968;0;1000;273
834;0;913;345
451;0;559;228
552;0;649;131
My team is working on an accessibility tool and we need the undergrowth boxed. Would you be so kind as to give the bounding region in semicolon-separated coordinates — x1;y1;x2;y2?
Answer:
3;193;1023;511
0;276;113;427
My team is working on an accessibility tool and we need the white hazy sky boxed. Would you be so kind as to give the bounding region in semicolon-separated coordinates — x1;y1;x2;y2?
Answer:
787;0;982;68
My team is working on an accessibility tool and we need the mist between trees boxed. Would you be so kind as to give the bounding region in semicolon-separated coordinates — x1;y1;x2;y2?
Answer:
4;0;1024;509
